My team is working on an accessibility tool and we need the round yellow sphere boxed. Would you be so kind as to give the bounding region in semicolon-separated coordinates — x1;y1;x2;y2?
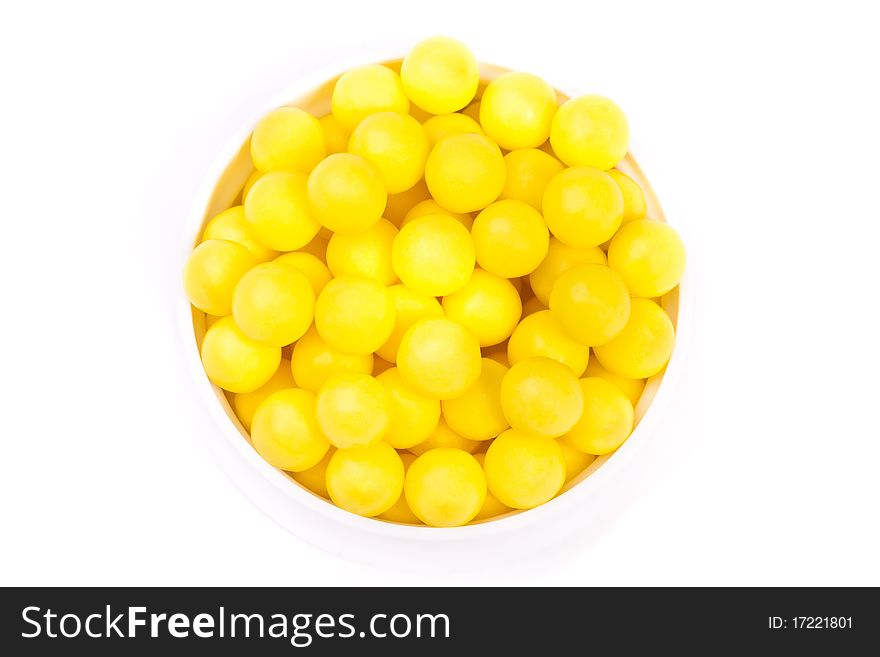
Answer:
564;377;634;455
314;275;395;355
542;167;623;248
593;298;675;379
315;372;390;448
348;112;430;194
409;418;479;456
251;388;330;471
402;199;472;230
507;310;590;376
441;269;522;347
584;358;645;407
500;357;583;438
290;325;373;392
326;217;398;285
472;199;550;278
397;317;482;400
499;148;564;211
202;206;277;263
250;107;326;174
233;358;294;432
480;72;558;150
441;357;509;441
484;429;565;509
318;114;350;155
273;251;332;297
607;219;686;298
375;284;443;362
425;133;506;213
331;64;409;130
326;442;404;517
550;94;629;170
404;448;486;527
377;367;441;449
549;263;631;346
529;237;607;305
200;316;281;393
232;262;315;347
244;171;320;251
607;169;647;224
391;213;475;296
422;112;483;145
307;153;387;233
184;239;256;316
400;36;479;114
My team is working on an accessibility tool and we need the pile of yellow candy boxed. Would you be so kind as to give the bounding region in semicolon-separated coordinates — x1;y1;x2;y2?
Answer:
184;36;685;528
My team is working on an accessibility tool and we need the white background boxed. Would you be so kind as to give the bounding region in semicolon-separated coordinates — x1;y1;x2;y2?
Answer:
1;0;878;586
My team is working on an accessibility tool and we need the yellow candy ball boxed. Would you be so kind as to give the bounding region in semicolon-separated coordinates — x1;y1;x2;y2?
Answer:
507;310;590;376
375;284;443;362
441;357;509;441
404;448;486;527
397;317;482;400
559;438;596;483
241;170;264;202
348;112;430;194
383;178;430;226
472;199;550;278
319;114;350;155
291;448;335;499
378;452;421;524
232;358;294;432
325;217;398;285
244;171;320;251
250;107;326;173
550;94;629;170
425;133;506;213
202;206;277;262
401;36;479;114
500;357;583;438
402;199;473;230
200;316;281;393
471;453;513;521
307;153;387;233
529;237;607;305
314;275;395;355
593;298;675;379
564;377;634;455
377;367;441;449
549;263;631;346
251;388;330;471
409;418;479;456
184;239;256;316
315;372;390;448
480;72;557;150
391;214;475;296
331;64;409;130
422;112;483;145
608;170;647;224
584;358;645;407
608;220;686;298
290;325;373;392
273;251;332;297
484;429;565;509
232;262;314;347
542;167;623;248
326;442;404;517
441;269;522;347
499;148;564;211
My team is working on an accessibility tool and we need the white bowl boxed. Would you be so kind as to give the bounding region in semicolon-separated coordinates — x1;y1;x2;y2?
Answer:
176;52;692;569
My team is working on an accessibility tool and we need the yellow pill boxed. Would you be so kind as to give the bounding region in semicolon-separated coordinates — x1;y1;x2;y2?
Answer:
397;317;482;400
550;94;629;170
402;199;473;230
250;388;330;471
422;112;483;145
521;296;546;318
200;316;281;393
241;170;264;203
441;269;521;347
593;298;675;379
290;325;373;392
375;284;443;363
233;358;295;432
244;171;320;251
326;442;404;517
499;148;564;211
507;310;590;376
273;251;332;297
325;218;398;285
607;170;647;224
484;429;565;509
471;453;513;521
331;64;409;130
383;178;430;227
500;357;583;438
549;263;631;346
409;418;480;456
319;114;350;154
404;448;486;527
391;214;475;296
291;447;335;499
348;112;430;194
542;167;623;248
184;239;256;316
315;372;390;448
425;133;506;213
563;377;634;455
558;438;596;484
314;275;395;355
584;358;645;407
401;36;479;114
608;219;686;298
232;262;314;347
441;357;509;441
307;153;387;233
202;205;277;262
377;367;441;449
250;107;326;173
529;237;607;305
378;452;421;524
472;199;550;278
480;72;557;150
